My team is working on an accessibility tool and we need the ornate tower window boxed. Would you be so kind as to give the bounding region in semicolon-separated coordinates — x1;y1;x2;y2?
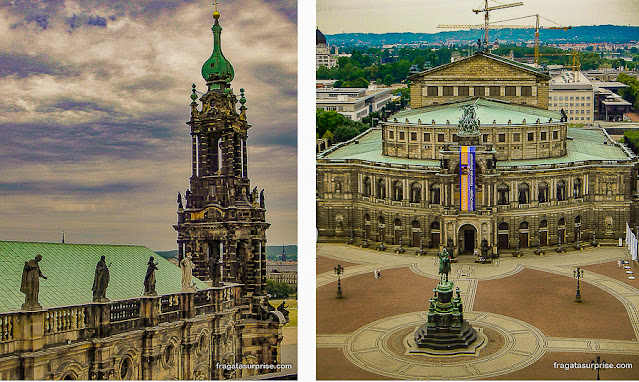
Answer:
573;178;582;198
538;182;549;203
518;183;530;204
497;184;510;205
430;184;441;204
392;181;403;201
557;180;566;201
377;179;386;199
362;176;371;197
410;182;421;203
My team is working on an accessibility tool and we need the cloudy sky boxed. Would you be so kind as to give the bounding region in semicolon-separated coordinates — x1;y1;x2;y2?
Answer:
0;0;297;250
318;0;639;34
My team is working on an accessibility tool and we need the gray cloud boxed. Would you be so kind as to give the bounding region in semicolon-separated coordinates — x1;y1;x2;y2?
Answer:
0;52;80;78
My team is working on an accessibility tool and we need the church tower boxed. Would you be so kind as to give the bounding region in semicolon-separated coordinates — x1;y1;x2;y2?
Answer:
174;7;269;298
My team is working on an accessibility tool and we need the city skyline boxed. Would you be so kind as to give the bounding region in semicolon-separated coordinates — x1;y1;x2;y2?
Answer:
318;0;639;35
0;0;297;250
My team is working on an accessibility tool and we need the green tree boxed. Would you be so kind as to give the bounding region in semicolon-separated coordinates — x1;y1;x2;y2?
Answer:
383;74;395;86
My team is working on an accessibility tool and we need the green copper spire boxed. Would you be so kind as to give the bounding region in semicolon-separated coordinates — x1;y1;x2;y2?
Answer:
201;8;234;85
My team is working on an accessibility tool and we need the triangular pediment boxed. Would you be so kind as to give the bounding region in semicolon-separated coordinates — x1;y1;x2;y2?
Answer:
409;52;549;81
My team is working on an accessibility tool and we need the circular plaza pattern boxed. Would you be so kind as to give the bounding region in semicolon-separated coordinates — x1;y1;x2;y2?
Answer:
316;244;639;380
344;311;545;380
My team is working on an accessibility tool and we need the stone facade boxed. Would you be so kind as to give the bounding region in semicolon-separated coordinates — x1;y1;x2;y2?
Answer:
318;52;639;255
0;287;284;380
409;53;550;110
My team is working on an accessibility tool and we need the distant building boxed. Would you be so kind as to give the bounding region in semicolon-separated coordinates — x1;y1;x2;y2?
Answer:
548;71;594;124
316;28;337;70
316;87;392;121
266;263;297;288
281;245;287;262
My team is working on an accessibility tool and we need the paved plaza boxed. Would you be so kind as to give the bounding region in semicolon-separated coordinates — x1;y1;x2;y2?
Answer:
316;243;639;380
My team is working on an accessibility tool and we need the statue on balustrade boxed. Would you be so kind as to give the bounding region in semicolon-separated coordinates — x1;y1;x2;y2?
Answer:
209;255;221;286
180;254;196;292
21;254;47;310
144;256;159;296
92;255;110;302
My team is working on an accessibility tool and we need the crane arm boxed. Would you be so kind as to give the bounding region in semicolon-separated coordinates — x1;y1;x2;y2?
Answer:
472;2;523;13
438;24;534;29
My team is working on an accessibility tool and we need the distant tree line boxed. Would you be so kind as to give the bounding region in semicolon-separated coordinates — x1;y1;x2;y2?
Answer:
266;279;295;298
319;45;637;88
617;73;639;110
317;47;454;86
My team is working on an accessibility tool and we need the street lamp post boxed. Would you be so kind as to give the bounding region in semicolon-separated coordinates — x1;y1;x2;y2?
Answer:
574;267;584;302
334;264;344;299
591;356;605;380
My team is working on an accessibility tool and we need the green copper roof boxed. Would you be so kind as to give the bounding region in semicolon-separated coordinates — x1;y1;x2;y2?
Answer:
498;128;630;166
320;128;439;166
201;13;234;84
0;241;209;313
393;99;562;126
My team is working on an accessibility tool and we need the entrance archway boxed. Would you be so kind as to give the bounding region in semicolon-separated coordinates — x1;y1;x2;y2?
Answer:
458;224;478;254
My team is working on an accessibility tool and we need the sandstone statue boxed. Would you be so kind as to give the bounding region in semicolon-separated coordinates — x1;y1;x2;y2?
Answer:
21;254;47;310
92;255;110;302
180;255;196;292
144;257;159;295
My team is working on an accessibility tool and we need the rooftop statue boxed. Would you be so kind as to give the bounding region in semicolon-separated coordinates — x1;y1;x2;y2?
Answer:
180;255;196;292
144;257;159;296
21;254;47;310
92;255;110;302
458;103;480;136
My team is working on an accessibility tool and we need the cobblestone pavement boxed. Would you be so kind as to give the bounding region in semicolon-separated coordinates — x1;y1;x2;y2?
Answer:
316;244;639;380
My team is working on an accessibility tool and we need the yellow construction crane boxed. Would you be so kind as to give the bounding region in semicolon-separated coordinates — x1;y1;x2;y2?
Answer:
491;14;571;65
472;0;523;46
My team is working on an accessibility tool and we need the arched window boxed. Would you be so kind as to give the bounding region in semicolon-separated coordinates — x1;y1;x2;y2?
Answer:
518;183;530;204
575;215;581;225
540;220;548;228
519;221;529;230
558;218;566;227
430;184;441;204
363;176;371;197
394;218;402;228
377;216;385;226
573;178;582;198
538;182;549;203
498;222;509;230
393;181;403;201
431;221;440;230
497;184;510;205
364;213;371;223
412;220;421;228
377;179;386;199
557;180;566;201
410;182;422;203
334;180;342;193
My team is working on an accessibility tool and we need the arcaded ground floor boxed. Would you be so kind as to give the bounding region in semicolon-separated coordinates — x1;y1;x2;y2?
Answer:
316;243;639;380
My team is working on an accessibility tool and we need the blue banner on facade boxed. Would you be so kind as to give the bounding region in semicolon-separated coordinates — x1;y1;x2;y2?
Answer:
460;146;476;211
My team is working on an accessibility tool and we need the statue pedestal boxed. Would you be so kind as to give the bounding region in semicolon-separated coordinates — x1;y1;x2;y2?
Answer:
414;280;478;350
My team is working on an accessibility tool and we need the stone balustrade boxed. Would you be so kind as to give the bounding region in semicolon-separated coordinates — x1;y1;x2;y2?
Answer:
0;284;242;357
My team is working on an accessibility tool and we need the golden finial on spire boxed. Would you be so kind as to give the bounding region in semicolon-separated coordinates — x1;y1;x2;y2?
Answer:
213;0;220;19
